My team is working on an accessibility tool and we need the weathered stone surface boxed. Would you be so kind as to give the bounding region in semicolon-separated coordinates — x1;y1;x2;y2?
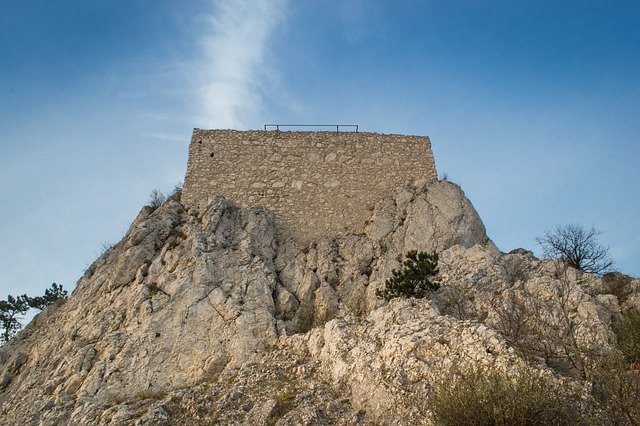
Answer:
0;180;636;425
0;197;281;424
295;298;520;425
183;130;437;242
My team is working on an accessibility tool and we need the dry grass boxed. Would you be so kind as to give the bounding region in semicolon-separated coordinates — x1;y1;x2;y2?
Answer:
431;363;588;425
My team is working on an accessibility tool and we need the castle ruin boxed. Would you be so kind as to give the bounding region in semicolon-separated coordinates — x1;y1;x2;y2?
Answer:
183;129;437;241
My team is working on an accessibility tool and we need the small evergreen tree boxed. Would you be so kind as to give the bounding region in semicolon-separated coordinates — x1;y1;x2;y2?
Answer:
27;283;68;311
377;250;440;301
0;294;30;343
0;283;68;344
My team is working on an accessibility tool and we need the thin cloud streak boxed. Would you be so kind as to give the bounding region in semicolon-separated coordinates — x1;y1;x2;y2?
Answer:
197;0;288;129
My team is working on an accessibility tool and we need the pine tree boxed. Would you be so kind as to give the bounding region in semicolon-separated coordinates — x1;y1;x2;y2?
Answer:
1;283;68;344
0;295;30;343
27;283;68;311
377;250;440;301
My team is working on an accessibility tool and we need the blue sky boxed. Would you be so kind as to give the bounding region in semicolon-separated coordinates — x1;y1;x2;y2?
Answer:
1;0;639;302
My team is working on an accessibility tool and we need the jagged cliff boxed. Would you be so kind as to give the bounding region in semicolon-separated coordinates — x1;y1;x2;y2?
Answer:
0;179;637;424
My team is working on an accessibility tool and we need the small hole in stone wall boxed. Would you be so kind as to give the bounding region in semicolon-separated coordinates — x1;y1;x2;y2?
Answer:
210;153;214;157
198;140;202;144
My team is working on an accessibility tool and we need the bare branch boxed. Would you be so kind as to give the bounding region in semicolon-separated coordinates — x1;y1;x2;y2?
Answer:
535;224;614;274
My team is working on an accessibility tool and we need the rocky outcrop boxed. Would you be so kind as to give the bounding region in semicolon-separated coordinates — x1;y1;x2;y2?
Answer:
0;179;635;424
274;179;494;333
0;195;284;424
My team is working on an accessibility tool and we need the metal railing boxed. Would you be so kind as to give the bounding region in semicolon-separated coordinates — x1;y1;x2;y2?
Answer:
264;124;358;132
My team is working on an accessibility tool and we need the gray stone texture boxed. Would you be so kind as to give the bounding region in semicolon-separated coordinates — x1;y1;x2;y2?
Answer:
183;130;437;241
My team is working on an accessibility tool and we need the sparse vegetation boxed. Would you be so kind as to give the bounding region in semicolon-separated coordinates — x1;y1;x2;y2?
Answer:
490;285;541;359
536;224;614;274
490;267;606;379
98;241;114;257
0;283;68;343
435;286;476;320
590;354;640;424
502;255;531;284
431;363;587;425
377;250;439;301
270;386;299;424
147;283;162;298
614;308;640;365
488;259;640;424
133;390;168;401
602;272;634;304
147;183;183;210
148;189;167;209
169;181;183;200
0;294;30;343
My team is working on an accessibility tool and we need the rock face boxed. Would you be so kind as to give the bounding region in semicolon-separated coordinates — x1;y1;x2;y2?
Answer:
0;180;636;424
0;195;283;423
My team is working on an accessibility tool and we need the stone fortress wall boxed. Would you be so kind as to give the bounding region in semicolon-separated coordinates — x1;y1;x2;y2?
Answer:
183;129;437;241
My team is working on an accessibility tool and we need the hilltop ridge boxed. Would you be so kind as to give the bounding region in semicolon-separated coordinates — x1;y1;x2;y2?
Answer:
0;132;638;424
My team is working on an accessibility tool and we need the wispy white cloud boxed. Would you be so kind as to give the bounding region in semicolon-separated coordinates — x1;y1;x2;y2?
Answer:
197;0;288;129
142;132;188;143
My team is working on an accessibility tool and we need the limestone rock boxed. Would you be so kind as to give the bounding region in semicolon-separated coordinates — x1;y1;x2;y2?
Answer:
299;298;520;425
275;179;495;328
0;197;281;424
0;180;636;424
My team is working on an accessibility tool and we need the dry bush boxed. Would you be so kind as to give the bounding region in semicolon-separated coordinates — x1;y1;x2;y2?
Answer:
502;255;531;284
431;363;587;425
490;286;541;358
614;308;640;365
148;189;167;209
590;354;640;425
491;268;602;379
602;272;634;304
168;182;183;202
435;286;476;320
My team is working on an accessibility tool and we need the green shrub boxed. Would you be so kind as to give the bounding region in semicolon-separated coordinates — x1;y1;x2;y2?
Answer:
431;363;586;425
376;250;439;301
27;283;68;311
1;283;68;343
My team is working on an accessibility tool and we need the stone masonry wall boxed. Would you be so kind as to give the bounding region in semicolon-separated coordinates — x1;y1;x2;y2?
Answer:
183;129;437;241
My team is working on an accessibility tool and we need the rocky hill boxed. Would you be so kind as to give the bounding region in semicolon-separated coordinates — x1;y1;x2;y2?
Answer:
0;179;638;424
